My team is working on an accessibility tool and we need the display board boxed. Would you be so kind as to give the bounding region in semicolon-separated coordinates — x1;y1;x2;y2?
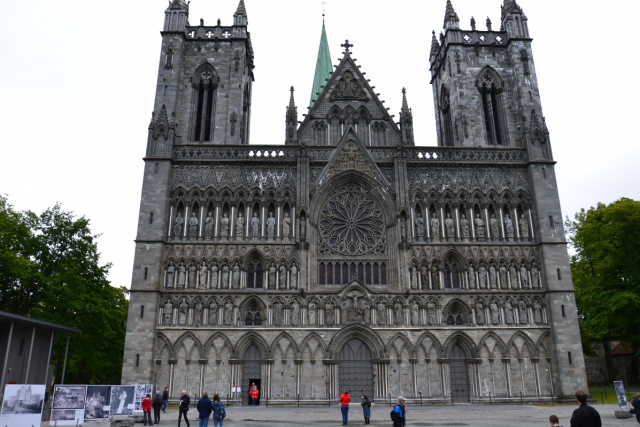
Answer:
52;386;87;425
614;380;628;410
1;384;45;427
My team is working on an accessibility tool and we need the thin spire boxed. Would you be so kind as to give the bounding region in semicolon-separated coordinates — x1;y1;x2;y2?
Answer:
430;31;440;56
443;0;460;30
235;0;247;16
309;19;332;107
289;86;296;109
401;88;409;111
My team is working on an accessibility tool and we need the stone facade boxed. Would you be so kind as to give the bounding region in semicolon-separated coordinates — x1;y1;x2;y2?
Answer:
122;0;588;404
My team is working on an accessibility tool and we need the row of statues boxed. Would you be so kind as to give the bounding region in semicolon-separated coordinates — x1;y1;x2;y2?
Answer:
163;297;235;327
475;299;544;325
172;211;292;242
411;212;530;243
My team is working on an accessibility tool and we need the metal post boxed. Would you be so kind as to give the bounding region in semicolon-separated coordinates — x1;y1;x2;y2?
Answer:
43;330;55;398
489;392;492;405
61;334;71;385
600;391;603;405
551;393;554;406
419;391;422;406
0;322;14;402
24;326;36;383
520;391;523;405
297;393;300;407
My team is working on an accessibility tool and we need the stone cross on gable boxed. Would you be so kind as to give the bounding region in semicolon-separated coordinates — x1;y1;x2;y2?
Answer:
341;39;353;53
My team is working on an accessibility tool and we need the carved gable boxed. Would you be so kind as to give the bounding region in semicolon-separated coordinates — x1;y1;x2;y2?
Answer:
328;140;374;179
330;70;368;102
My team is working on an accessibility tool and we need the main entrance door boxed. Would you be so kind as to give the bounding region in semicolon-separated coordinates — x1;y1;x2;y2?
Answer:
449;344;470;403
242;344;261;405
338;338;373;398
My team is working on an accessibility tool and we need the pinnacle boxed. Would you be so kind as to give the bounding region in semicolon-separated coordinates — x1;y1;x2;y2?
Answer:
401;88;409;111
443;0;460;29
235;0;247;16
289;86;296;109
168;0;188;10
430;31;440;56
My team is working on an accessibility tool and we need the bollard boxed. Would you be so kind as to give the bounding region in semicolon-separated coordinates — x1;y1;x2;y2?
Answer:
451;394;454;406
489;392;492;405
297;393;300;408
551;393;554;406
226;393;229;406
419;391;422;406
328;394;330;408
520;391;523;405
600;391;604;405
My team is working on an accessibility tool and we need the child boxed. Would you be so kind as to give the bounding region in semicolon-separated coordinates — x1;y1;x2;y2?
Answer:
142;394;153;426
549;414;562;427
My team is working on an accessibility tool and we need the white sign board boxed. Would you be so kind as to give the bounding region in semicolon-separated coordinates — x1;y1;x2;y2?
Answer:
1;384;45;427
614;380;628;410
52;386;86;425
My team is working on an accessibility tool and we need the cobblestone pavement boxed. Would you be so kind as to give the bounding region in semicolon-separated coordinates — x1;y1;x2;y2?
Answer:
44;404;636;427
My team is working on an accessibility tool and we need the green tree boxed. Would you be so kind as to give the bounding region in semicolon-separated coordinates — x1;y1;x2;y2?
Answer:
566;197;640;383
0;195;128;384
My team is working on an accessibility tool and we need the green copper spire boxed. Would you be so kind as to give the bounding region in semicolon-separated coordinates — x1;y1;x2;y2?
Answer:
309;20;332;107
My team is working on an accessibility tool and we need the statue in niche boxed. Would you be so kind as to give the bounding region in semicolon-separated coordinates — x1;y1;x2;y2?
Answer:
478;264;487;289
224;301;234;325
430;264;440;289
188;263;197;288
475;214;485;241
533;301;542;324
300;218;306;238
220;213;229;239
204;212;214;240
178;298;188;326
235;213;245;241
468;264;476;289
519;214;530;241
221;264;230;289
394;301;403;325
282;213;291;242
210;264;218;289
189;213;198;240
341;299;350;324
411;300;420;326
504;301;514;324
531;262;540;288
279;263;287;289
489;263;497;289
308;302;317;326
177;261;186;288
445;213;455;241
420;263;429;288
415;213;425;242
476;302;485;325
509;263;519;289
291;301;300;326
499;263;508;289
166;261;175;288
461;214;470;242
163;299;173;325
199;262;208;290
208;302;217;326
274;302;284;326
267;212;276;241
232;262;240;289
251;212;260;241
363;301;371;324
173;213;184;240
400;217;407;240
290;263;298;289
490;214;500;241
325;301;334;326
410;263;418;290
376;302;387;325
490;301;500;324
348;297;358;320
520;263;529;288
427;301;436;325
519;300;528;324
504;214;515;242
194;300;203;326
430;213;440;242
268;262;276;289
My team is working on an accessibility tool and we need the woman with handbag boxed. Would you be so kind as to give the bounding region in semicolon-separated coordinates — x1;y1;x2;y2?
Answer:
361;395;371;425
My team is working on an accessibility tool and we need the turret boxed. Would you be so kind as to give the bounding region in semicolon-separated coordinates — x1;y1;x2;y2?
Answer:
501;0;529;38
285;86;298;144
164;0;189;32
234;0;248;27
399;88;414;146
443;0;460;30
429;31;439;60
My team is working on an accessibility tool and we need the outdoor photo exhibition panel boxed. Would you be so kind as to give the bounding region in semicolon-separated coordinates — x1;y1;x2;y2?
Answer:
1;384;45;427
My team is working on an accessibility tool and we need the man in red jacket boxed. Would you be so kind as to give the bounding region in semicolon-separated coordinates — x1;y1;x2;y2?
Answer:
339;390;351;426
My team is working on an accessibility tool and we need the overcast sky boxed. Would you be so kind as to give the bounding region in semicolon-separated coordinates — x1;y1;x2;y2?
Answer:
1;0;638;290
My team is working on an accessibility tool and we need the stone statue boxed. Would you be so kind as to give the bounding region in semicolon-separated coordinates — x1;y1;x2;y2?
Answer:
490;214;499;241
224;301;234;325
490;301;500;324
341;299;351;324
445;213;455;241
489;263;497;289
220;213;229;239
290;263;298;289
410;263;418;290
519;214;530;241
420;264;429;289
430;213;440;242
166;261;175;288
163;299;173;325
411;300;420;326
519;300;528;324
400;217;407;240
415;213;425;242
279;263;287;289
476;302;485;325
533;301;542;324
189;212;198;240
210;264;218;289
531;262;540;288
478;264;487;289
461;214;470;242
221;263;230;289
178;298;188;325
430;264;440;289
251;212;260;241
208;302;217;326
499;263;508;289
205;212;214;240
520;263;529;288
509;263;519;289
363;301;371;324
308;302;317;326
173;213;184;240
427;301;436;325
177;261;186;288
282;213;291;242
504;301;514;324
300;218;306;238
504;214;514;242
468;264;476;289
188;262;197;288
267;212;276;241
199;261;208;290
376;302;386;325
194;300;203;326
268;262;276;289
235;213;245;241
394;301;403;325
475;214;485;241
325;301;334;326
291;301;300;326
232;262;240;289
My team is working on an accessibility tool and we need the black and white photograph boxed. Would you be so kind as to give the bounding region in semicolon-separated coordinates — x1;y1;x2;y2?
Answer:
1;384;46;427
53;386;87;409
110;386;134;416
84;386;111;419
51;409;78;421
134;384;153;412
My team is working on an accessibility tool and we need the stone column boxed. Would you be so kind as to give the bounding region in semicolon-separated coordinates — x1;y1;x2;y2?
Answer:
214;203;221;240
230;205;236;239
513;206;520;241
277;204;283;242
503;358;512;397
527;207;535;242
199;206;205;239
425;206;431;241
294;359;303;397
532;357;541;396
169;359;177;397
454;207;460;241
168;205;174;239
410;358;418;397
483;91;498;145
183;206;190;238
261;204;267;240
469;207;476;241
425;358;432;397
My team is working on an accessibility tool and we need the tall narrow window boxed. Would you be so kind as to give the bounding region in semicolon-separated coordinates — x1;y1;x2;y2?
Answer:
155;163;159;174
140;305;145;318
568;351;572;365
478;66;509;146
149;212;154;224
136;354;140;367
549;216;554;227
144;267;148;280
191;65;218;142
440;86;454;146
561;305;566;317
557;268;562;280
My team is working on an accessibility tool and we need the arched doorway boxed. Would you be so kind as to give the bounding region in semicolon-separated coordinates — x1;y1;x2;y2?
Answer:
449;344;470;403
338;338;373;398
242;344;261;405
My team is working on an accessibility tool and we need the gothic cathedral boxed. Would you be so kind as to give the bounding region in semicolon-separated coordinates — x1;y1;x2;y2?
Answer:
122;0;587;404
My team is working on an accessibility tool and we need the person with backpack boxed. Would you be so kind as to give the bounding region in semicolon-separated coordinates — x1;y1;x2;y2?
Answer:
339;390;351;425
178;390;191;427
196;392;214;427
162;387;169;413
391;396;406;427
212;394;226;427
631;393;640;424
141;394;153;426
152;392;163;425
361;395;371;425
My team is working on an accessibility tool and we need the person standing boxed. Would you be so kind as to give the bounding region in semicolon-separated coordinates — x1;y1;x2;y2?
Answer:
361;395;371;425
549;414;563;426
249;383;259;407
569;390;601;427
392;396;406;427
212;394;226;427
631;393;640;424
339;390;351;426
162;387;169;413
152;392;163;425
178;390;191;427
196;392;214;427
141;394;153;426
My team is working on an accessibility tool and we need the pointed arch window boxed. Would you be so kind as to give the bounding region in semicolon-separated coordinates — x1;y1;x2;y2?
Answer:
440;85;455;146
245;304;262;326
247;257;263;288
190;64;219;142
477;67;509;146
443;258;460;289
